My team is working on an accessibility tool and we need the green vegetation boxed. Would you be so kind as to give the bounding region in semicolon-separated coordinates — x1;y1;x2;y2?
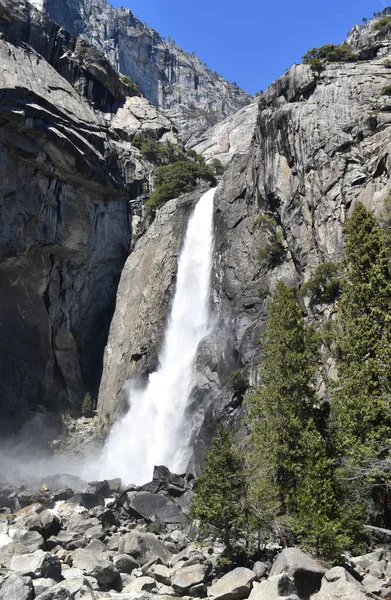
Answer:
228;370;249;399
384;58;391;68
255;214;286;268
76;46;90;63
121;75;140;95
302;43;356;67
146;161;216;210
81;393;93;417
381;85;391;96
373;16;391;31
332;202;391;528
191;426;247;550
0;11;10;23
132;136;186;165
301;262;340;305
210;158;225;176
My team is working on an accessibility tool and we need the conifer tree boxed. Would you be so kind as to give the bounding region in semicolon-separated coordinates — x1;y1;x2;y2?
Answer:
248;281;343;555
332;202;391;527
191;425;246;550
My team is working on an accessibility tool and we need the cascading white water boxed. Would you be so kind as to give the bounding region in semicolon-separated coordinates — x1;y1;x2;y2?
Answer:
97;187;216;484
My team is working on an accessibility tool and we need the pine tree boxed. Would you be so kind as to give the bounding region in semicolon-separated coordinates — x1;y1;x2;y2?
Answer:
248;281;343;555
191;425;246;550
332;202;391;527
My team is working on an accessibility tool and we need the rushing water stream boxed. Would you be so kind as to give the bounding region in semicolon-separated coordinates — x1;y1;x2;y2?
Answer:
97;188;216;484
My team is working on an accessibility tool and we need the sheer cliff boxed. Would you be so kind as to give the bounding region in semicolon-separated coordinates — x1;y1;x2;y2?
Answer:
97;13;391;470
37;0;251;140
0;0;178;423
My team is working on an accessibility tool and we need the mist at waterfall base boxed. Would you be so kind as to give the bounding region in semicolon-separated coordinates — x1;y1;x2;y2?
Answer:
93;187;216;484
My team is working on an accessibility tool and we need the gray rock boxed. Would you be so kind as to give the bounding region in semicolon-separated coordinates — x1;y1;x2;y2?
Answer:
120;531;172;566
172;561;209;594
67;494;105;510
33;578;57;596
10;550;62;581
85;481;111;498
12;530;45;553
248;576;296;600
148;563;172;585
208;567;256;600
126;492;186;526
0;573;34;600
23;510;61;540
252;561;269;579
312;566;374;600
113;554;139;575
123;576;156;593
270;547;326;598
70;548;119;584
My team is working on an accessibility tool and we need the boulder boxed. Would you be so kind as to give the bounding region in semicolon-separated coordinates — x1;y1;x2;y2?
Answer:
312;566;375;600
270;548;326;598
124;576;156;593
208;567;256;600
43;475;88;494
67;494;105;510
119;531;172;566
149;563;172;585
33;578;57;596
70;548;119;585
126;492;186;525
172;561;210;594
252;561;269;579
249;576;296;600
23;510;61;539
10;550;62;581
0;573;34;600
12;530;45;553
34;585;72;599
113;554;139;574
85;481;111;498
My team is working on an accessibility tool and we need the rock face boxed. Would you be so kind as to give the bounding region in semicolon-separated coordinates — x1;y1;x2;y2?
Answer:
39;0;251;140
0;0;177;421
187;102;259;167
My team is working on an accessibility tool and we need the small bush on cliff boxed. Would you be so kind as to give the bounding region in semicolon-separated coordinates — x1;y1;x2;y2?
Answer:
228;370;249;399
132;135;186;164
373;16;391;31
210;158;225;175
121;75;140;95
191;425;247;551
146;161;216;209
255;214;286;268
381;85;391;96
302;43;356;64
301;262;340;305
81;393;93;417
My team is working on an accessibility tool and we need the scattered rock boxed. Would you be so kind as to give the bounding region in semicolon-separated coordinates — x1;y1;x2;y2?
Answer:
208;567;256;600
0;573;34;600
270;547;326;598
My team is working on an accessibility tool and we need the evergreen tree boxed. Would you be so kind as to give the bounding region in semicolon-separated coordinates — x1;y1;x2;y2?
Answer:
248;281;343;555
332;202;391;527
191;425;246;550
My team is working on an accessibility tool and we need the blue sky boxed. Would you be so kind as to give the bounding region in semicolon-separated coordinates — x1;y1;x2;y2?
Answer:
111;0;387;94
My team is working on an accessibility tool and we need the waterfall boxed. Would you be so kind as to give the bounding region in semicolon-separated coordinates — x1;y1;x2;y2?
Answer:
97;187;216;485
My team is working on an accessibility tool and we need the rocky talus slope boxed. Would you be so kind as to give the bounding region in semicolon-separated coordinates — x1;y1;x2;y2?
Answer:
1;467;391;599
37;0;251;140
98;13;391;468
0;0;178;421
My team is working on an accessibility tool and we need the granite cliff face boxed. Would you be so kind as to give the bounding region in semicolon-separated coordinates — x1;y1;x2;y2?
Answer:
0;0;178;422
38;0;251;140
98;14;391;470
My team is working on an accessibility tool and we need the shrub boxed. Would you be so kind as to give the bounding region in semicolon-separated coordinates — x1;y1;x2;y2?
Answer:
81;393;93;417
132;135;186;165
381;85;391;96
307;58;325;72
384;58;391;68
121;75;140;95
301;262;340;304
76;45;90;63
373;16;391;31
146;161;216;209
0;11;10;23
302;43;356;64
228;370;249;399
255;214;286;268
210;158;225;175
